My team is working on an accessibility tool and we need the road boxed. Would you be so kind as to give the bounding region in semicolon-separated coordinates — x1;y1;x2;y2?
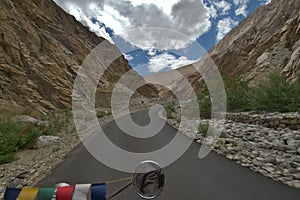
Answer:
36;109;300;199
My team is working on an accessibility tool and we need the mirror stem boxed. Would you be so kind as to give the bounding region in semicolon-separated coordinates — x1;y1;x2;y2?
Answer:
106;182;132;200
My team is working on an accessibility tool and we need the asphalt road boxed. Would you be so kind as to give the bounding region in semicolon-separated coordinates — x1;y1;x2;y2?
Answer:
36;109;300;199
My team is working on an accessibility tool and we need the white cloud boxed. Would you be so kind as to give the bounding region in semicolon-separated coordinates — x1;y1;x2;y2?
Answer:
235;5;248;17
147;53;197;72
232;0;250;17
216;17;238;41
148;49;157;56
258;0;271;5
130;0;180;15
58;2;114;43
214;0;231;15
96;4;131;34
232;0;249;5
54;0;212;51
208;5;218;19
123;53;133;61
265;0;272;4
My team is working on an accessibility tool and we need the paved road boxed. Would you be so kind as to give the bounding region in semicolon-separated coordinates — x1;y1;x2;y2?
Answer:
37;109;300;199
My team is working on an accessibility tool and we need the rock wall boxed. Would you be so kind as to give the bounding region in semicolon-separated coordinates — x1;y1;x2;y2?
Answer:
210;0;300;84
0;0;158;113
226;112;300;130
197;120;300;189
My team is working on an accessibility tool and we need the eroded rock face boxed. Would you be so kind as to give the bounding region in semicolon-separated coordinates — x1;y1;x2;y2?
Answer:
0;0;158;113
210;0;300;84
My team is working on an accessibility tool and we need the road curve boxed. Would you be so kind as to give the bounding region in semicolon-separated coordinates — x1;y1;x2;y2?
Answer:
36;109;300;199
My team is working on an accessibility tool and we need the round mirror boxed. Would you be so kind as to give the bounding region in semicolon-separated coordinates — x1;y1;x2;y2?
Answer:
132;161;165;199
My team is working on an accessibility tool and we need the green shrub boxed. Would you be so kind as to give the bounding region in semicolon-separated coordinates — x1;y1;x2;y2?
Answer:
198;123;209;137
41;110;71;135
197;82;212;119
97;111;112;118
197;71;300;114
165;107;173;119
0;121;40;164
223;74;251;112
249;72;300;112
0;153;15;164
0;110;72;164
165;100;176;119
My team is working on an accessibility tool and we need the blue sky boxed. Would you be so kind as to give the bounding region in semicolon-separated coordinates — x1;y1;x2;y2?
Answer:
54;0;271;76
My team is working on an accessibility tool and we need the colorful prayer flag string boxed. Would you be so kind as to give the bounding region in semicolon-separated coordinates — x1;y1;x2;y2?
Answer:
3;183;106;200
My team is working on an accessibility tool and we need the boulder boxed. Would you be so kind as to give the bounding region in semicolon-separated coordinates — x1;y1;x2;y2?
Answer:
37;136;60;148
11;115;38;125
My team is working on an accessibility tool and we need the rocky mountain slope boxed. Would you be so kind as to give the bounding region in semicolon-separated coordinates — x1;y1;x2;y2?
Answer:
147;0;300;95
0;0;157;114
211;0;299;84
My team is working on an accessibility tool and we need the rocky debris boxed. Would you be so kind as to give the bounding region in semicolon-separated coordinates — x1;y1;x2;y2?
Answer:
202;121;300;189
165;113;300;189
37;136;60;148
11;115;38;125
0;186;4;193
226;112;300;130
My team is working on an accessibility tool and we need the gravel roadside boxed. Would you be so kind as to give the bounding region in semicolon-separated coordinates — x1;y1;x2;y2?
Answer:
163;113;300;189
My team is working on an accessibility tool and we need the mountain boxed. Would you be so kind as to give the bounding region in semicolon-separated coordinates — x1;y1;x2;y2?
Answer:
146;0;300;95
0;0;157;114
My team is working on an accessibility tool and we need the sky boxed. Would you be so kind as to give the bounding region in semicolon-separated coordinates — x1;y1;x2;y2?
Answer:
53;0;271;76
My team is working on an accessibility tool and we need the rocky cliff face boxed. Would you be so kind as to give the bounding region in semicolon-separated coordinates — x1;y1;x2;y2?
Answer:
0;0;157;113
148;0;300;95
210;0;300;84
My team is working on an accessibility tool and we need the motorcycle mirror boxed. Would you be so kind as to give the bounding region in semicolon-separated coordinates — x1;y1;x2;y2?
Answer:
132;161;165;199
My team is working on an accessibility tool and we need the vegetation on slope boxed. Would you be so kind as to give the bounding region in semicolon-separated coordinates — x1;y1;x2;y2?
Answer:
225;72;300;113
165;71;300;120
0;110;71;164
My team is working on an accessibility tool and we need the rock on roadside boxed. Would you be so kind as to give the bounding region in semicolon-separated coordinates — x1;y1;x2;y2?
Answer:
164;113;300;189
37;136;60;148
